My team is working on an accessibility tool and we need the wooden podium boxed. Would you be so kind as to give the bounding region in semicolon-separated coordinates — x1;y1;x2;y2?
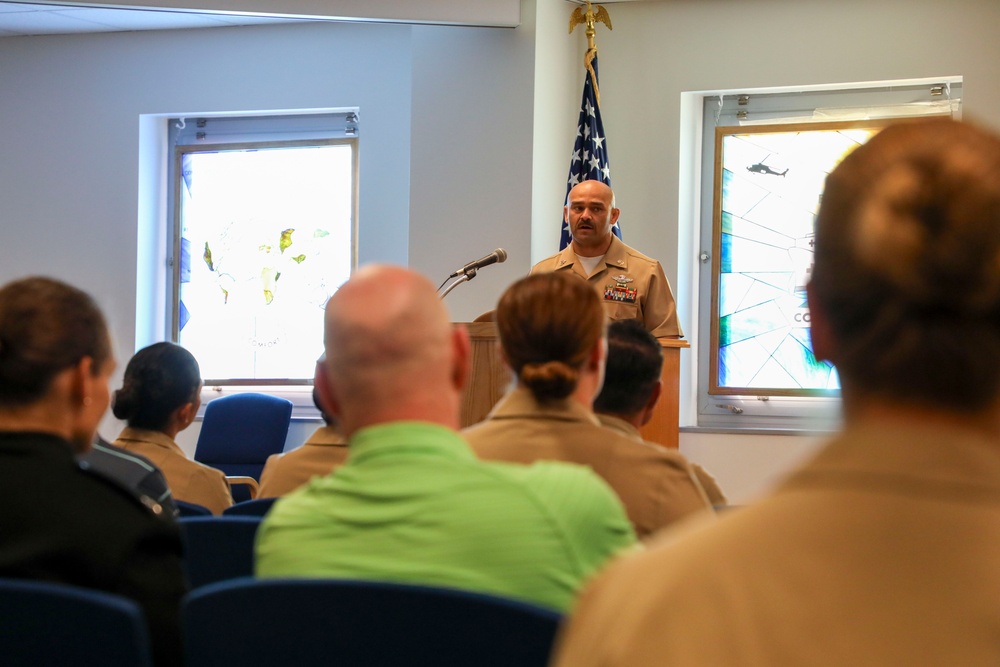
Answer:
459;322;512;429
457;322;688;449
639;338;689;449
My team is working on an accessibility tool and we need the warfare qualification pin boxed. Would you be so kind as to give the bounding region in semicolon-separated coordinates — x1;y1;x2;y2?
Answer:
604;275;637;304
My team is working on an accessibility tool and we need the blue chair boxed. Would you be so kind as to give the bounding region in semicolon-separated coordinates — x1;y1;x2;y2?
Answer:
182;578;562;667
194;392;292;501
194;392;292;480
176;499;213;517
223;497;279;517
179;516;263;589
0;578;153;666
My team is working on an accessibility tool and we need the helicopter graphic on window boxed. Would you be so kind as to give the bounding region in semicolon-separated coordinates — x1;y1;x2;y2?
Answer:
746;162;789;177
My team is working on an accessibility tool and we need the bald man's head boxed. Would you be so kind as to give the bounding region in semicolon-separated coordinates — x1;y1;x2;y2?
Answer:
317;264;469;435
565;180;620;256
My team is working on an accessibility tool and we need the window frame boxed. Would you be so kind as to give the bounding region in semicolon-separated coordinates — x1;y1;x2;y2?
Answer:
166;111;359;387
689;79;962;431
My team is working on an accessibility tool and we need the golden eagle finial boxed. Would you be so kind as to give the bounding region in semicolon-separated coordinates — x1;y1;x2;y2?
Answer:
569;2;612;37
569;2;612;107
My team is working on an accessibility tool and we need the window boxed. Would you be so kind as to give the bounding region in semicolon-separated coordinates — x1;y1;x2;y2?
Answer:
167;112;358;384
693;80;961;429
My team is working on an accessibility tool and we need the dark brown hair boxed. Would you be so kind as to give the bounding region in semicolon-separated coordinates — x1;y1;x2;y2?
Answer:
594;319;663;416
496;272;605;401
0;276;111;407
811;118;1000;409
112;342;201;431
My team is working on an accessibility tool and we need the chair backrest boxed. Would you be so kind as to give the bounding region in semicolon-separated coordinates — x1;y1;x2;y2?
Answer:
179;516;263;589
222;497;279;517
0;577;153;667
193;392;293;480
183;578;562;667
175;499;213;517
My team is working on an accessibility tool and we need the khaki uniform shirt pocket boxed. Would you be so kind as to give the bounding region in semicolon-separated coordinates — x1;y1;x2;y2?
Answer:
602;300;640;322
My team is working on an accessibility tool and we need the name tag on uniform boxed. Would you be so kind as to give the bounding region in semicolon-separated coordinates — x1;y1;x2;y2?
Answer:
604;274;637;303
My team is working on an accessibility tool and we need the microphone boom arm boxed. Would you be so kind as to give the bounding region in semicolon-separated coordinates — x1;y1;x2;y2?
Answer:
438;269;477;299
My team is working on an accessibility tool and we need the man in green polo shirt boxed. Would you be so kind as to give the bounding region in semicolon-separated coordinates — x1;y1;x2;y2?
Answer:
255;264;636;612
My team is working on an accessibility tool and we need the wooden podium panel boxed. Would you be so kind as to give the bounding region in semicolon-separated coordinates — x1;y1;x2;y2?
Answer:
459;322;511;428
457;322;688;448
638;338;689;449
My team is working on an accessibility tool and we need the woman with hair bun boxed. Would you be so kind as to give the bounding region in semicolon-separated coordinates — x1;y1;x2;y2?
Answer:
0;276;185;667
462;272;711;538
112;342;232;514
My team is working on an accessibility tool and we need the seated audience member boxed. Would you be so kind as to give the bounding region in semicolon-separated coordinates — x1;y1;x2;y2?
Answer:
112;342;232;514
552;119;1000;666
80;434;178;518
258;385;349;498
256;265;636;612
594;319;726;506
462;272;711;538
0;276;186;667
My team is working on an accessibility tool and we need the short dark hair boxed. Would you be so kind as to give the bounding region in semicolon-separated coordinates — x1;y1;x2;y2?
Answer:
112;342;201;431
0;276;110;407
312;385;335;426
594;319;663;416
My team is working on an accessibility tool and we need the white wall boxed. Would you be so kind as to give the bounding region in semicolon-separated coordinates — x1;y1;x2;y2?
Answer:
407;14;536;322
0;20;413;350
0;16;538;443
529;0;583;264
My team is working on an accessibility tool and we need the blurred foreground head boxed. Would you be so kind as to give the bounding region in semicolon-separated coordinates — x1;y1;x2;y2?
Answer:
0;276;114;450
809;118;1000;410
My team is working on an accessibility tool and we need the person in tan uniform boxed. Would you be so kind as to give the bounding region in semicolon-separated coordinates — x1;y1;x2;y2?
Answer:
594;319;726;506
112;343;232;514
530;179;682;339
462;272;710;539
257;386;348;498
552;119;1000;666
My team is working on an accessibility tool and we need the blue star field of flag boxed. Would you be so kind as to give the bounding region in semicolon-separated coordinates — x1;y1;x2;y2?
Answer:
560;55;621;250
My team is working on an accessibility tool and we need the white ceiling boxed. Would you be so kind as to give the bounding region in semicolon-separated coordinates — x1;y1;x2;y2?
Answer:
0;0;638;38
0;2;312;37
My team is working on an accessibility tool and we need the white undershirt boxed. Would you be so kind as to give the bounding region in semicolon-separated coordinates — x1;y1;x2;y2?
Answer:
576;254;605;277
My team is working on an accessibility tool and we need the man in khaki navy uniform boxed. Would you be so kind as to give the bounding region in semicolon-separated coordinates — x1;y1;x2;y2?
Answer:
258;388;349;498
531;179;682;339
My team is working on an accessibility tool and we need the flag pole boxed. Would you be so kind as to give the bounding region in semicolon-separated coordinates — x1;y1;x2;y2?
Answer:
560;1;618;250
569;1;612;109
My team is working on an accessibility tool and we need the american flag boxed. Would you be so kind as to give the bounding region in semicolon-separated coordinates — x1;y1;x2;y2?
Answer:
560;55;620;250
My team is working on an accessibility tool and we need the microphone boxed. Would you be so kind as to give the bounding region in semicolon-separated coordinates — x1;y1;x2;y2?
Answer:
449;248;508;278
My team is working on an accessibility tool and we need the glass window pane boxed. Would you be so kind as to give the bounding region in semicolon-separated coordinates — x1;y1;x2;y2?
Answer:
176;142;353;382
711;122;886;395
